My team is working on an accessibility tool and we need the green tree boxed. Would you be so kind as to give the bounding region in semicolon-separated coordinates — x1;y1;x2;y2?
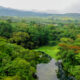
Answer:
0;22;13;38
9;32;30;48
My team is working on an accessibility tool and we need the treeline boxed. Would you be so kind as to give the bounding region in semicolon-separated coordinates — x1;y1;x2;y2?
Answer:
0;19;79;49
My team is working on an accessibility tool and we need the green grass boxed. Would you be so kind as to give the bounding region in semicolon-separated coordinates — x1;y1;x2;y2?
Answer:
34;46;60;59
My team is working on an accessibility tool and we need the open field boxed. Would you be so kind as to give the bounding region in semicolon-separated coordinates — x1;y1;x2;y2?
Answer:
35;46;60;59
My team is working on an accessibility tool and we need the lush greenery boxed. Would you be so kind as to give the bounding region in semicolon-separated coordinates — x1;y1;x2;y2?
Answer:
57;37;80;80
0;16;80;80
35;46;59;59
0;37;51;80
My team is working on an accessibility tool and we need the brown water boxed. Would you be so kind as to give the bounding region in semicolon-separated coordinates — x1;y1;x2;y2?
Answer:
37;59;58;80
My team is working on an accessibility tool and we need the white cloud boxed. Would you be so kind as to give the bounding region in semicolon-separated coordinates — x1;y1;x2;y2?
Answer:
0;0;79;13
64;0;80;13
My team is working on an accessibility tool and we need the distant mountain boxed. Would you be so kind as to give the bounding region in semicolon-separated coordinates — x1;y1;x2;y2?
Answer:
0;6;51;17
51;13;80;17
0;6;80;18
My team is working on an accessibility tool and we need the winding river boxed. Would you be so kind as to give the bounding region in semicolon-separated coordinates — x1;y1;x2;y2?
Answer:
37;59;58;80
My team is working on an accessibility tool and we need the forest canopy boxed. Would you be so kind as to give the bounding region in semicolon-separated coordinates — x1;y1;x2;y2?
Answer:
0;16;80;80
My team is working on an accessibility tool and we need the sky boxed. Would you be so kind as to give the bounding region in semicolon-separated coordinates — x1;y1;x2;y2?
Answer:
0;0;80;13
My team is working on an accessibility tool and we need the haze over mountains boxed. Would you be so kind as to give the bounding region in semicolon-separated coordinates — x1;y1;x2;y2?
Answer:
0;6;51;17
0;6;80;17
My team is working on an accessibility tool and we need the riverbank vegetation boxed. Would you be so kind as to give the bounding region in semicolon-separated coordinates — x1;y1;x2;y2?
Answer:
35;46;59;59
57;37;80;80
0;16;80;80
0;37;51;80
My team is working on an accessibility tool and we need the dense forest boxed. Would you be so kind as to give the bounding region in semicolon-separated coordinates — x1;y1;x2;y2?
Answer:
0;16;80;80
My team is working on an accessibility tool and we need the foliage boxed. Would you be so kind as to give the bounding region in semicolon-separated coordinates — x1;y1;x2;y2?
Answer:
58;36;80;80
0;22;13;38
0;17;80;80
9;32;30;48
0;37;50;80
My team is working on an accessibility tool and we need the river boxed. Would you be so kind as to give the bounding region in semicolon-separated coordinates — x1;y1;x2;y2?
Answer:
37;59;58;80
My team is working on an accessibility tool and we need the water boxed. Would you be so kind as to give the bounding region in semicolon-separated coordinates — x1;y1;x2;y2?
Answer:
37;59;58;80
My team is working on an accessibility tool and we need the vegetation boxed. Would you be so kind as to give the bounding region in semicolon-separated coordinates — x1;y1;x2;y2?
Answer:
35;46;59;59
57;37;80;80
0;16;80;80
0;37;51;80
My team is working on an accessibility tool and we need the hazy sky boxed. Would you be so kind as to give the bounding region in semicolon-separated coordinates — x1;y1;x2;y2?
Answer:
0;0;80;13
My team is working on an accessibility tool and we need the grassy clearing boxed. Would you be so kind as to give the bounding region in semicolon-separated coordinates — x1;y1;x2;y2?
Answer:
34;46;60;59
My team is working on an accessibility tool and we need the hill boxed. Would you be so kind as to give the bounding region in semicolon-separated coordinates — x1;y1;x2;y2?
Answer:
0;6;51;17
0;6;80;18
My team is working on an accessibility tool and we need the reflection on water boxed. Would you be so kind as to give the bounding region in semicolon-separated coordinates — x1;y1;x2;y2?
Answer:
37;59;58;80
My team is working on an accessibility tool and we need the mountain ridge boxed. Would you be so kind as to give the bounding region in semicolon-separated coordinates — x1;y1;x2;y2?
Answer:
0;6;80;17
0;6;51;17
